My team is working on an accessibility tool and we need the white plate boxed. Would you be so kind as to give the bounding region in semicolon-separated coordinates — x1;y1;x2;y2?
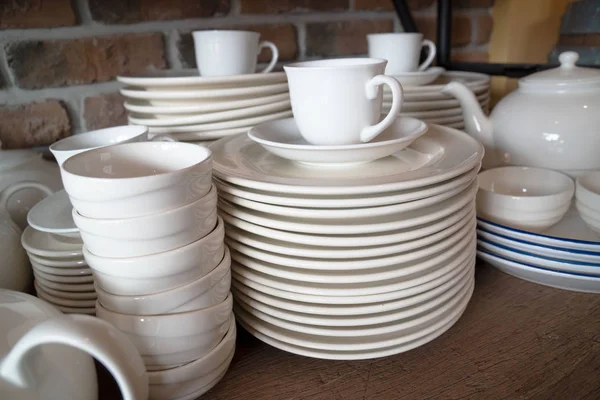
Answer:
231;246;475;297
398;94;488;112
33;270;94;284
144;110;293;134
477;228;600;264
156;127;251;142
224;208;475;259
33;280;97;299
247;117;428;166
400;108;462;119
118;71;287;88
391;67;445;87
219;175;471;220
32;262;91;277
477;206;600;253
477;239;600;276
121;83;288;100
128;100;291;126
221;201;474;248
234;282;472;351
386;84;489;100
35;282;97;308
21;226;83;258
477;249;600;293
232;259;473;317
214;163;479;209
27;189;78;235
385;71;490;94
218;181;477;235
212;124;483;195
33;275;95;292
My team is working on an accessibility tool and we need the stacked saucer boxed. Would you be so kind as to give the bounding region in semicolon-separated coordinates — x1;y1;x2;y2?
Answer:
383;71;491;129
60;141;235;399
118;71;292;147
211;121;484;360
24;189;96;315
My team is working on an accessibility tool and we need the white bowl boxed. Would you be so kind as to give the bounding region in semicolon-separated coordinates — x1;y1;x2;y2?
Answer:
576;201;600;234
576;171;600;211
61;141;212;219
148;316;236;400
75;184;217;258
95;247;231;315
96;294;233;369
477;201;571;232
477;167;574;212
49;125;150;166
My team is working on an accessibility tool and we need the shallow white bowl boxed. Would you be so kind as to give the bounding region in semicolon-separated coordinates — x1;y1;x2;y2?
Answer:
95;247;231;315
576;171;600;211
34;279;97;299
477;201;571;232
33;269;94;284
477;167;574;212
27;252;87;268
33;275;95;292
576;201;600;234
75;185;218;258
31;260;91;277
148;316;236;400
61;141;212;219
35;281;97;308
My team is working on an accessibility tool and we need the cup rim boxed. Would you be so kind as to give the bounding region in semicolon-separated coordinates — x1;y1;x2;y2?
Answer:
192;29;260;37
49;125;148;152
367;32;424;39
284;57;387;70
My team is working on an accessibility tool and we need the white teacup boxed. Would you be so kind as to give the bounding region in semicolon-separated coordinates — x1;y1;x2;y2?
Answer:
192;30;279;77
284;58;403;145
368;33;437;74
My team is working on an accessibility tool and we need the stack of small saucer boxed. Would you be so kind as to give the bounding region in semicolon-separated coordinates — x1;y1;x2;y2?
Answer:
60;141;235;400
24;189;96;315
118;71;292;147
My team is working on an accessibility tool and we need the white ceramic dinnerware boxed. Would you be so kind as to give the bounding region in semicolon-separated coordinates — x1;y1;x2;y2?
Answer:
60;142;212;219
21;225;83;258
389;66;445;87
476;167;574;231
118;70;287;88
84;216;225;296
192;30;279;76
27;189;78;237
0;290;148;400
284;58;403;144
367;33;437;74
444;51;600;175
248;116;428;166
576;172;600;233
121;83;289;101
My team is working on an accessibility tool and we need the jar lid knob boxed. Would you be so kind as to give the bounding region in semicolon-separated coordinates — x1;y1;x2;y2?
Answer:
559;51;579;69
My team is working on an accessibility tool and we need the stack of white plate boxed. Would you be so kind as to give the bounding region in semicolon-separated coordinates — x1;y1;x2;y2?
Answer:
23;190;95;314
383;71;491;130
211;123;484;360
477;206;600;293
117;71;292;147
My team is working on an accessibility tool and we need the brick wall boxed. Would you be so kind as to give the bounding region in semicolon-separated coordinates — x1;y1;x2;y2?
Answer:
0;0;493;149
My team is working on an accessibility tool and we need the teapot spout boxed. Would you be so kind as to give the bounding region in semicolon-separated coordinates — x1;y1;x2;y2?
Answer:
442;82;496;167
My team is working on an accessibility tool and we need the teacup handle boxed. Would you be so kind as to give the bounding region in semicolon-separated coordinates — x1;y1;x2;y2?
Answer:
0;314;149;400
150;134;178;142
418;39;437;71
257;41;279;74
360;75;404;143
0;181;54;229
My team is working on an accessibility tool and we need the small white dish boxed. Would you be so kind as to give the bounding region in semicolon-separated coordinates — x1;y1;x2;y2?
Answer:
31;261;91;277
576;201;600;234
27;189;78;236
32;275;95;292
33;269;94;284
576;171;600;209
396;94;487;112
21;226;83;258
117;70;287;88
35;282;97;308
477;249;600;293
34;280;97;299
120;82;288;100
391;67;445;87
400;107;462;119
247;117;428;166
153;126;251;142
27;252;86;267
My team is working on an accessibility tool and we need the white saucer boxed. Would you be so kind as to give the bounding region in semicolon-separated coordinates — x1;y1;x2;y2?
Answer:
128;100;291;126
400;107;462;119
211;123;484;195
153;127;251;142
247;117;428;166
117;71;287;88
477;249;600;293
21;226;84;258
33;276;95;292
387;71;490;94
27;189;78;236
120;82;288;100
35;282;97;308
398;94;488;112
391;67;445;87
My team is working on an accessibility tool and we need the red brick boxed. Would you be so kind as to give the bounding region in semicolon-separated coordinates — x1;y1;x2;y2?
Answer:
306;19;394;57
455;0;494;8
0;0;76;29
415;15;472;46
89;0;229;23
474;14;493;45
451;50;489;62
84;93;128;131
6;33;167;89
0;101;71;149
558;33;600;47
179;25;298;68
240;0;347;14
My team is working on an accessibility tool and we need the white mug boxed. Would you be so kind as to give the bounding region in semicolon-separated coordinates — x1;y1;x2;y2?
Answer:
192;30;279;77
284;58;403;145
368;33;437;73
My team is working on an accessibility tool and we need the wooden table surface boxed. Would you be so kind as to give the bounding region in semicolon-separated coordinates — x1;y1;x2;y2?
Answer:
99;262;600;399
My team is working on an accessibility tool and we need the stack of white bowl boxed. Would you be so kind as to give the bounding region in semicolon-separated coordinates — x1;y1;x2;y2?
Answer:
211;121;484;360
383;71;491;130
59;141;235;400
117;72;292;147
575;172;600;234
476;167;600;293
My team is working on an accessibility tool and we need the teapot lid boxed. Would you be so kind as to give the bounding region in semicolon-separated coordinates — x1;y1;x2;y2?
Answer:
519;52;600;92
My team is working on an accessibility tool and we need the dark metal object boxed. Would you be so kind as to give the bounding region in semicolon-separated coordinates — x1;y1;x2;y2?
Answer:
391;0;418;33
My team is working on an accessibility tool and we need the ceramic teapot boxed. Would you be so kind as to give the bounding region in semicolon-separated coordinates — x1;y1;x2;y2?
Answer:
0;149;63;229
0;290;148;400
0;182;53;291
442;51;600;176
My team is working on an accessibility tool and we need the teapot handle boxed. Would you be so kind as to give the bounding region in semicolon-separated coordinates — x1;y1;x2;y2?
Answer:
0;314;149;400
